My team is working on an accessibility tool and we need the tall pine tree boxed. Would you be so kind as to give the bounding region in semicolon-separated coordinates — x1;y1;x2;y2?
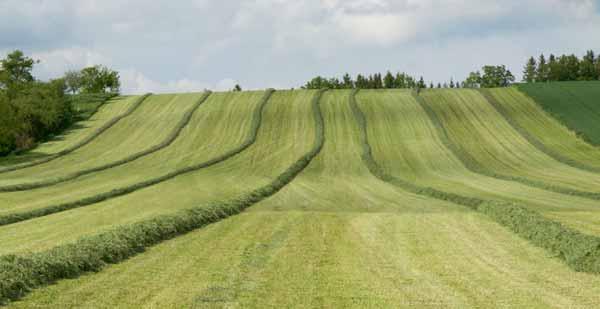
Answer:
523;56;537;82
537;54;548;82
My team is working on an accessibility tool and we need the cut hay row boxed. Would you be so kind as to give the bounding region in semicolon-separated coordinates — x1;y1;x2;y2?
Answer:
357;90;600;237
518;81;600;145
0;91;271;226
0;89;327;305
485;87;600;172
13;89;600;308
0;90;316;256
0;94;151;174
350;89;600;274
488;88;600;172
0;92;212;192
0;93;201;186
416;89;600;199
0;91;265;219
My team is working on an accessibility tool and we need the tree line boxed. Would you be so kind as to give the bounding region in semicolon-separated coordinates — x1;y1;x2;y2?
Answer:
0;50;120;156
523;50;600;82
302;72;427;90
302;65;516;90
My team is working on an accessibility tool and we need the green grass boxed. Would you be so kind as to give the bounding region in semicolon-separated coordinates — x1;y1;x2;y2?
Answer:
68;93;117;120
0;95;141;168
517;81;600;145
7;90;600;308
0;90;316;256
5;87;600;307
355;89;600;235
419;89;600;195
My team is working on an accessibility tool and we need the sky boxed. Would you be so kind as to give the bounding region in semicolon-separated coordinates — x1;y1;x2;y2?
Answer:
1;0;599;94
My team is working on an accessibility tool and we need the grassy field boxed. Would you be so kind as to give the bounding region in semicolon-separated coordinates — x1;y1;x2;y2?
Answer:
419;89;600;194
518;81;600;145
4;87;600;307
357;89;600;235
0;95;140;167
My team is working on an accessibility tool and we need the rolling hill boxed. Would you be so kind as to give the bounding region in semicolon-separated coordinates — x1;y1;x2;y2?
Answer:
2;83;600;307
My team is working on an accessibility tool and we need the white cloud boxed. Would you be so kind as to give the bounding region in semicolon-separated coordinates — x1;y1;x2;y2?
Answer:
120;69;211;94
31;47;112;79
1;0;600;90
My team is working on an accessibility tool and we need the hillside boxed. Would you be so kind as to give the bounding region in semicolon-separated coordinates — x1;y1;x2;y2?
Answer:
518;81;600;145
3;85;600;307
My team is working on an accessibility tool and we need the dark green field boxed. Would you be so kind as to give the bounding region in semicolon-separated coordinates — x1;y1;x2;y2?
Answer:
518;81;600;145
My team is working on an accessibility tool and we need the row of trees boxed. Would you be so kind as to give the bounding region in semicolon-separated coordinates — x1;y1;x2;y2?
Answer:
523;50;600;82
64;66;120;94
0;50;121;156
302;72;428;90
302;65;516;90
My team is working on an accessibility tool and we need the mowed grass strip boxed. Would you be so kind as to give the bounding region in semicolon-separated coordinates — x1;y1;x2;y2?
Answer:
0;90;316;256
0;89;326;305
0;91;264;218
518;81;600;145
254;90;460;214
352;89;600;274
484;87;600;172
488;87;600;172
0;90;271;226
0;92;212;192
0;94;151;173
9;211;600;308
357;89;600;237
14;90;600;308
0;93;201;186
0;93;117;167
416;89;600;198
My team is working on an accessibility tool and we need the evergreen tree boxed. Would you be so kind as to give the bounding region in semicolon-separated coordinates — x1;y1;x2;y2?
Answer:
417;76;426;89
596;57;600;80
383;71;395;88
356;74;367;89
580;50;597;81
437;83;442;88
233;84;242;91
523;56;537;82
449;78;455;88
373;73;383;89
429;82;434;89
537;54;548;82
342;73;354;89
547;54;558;81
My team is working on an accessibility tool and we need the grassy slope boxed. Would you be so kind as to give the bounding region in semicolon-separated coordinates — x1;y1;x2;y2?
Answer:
0;90;315;256
359;90;600;236
0;95;139;167
10;91;600;308
420;89;600;193
0;93;199;185
488;87;600;169
0;91;262;217
517;81;600;145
